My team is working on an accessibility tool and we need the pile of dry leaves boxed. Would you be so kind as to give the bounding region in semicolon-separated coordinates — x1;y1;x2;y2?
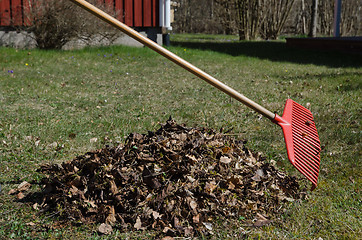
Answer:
36;118;303;237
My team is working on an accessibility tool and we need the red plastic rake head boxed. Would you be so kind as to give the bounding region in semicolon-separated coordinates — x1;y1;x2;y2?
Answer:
274;99;321;188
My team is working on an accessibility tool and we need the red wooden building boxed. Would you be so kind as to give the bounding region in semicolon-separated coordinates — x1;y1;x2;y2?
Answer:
0;0;172;45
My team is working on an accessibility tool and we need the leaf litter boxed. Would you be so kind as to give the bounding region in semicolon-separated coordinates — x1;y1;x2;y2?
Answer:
35;117;304;237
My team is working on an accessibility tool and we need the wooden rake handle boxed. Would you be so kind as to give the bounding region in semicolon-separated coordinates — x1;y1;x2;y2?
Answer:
69;0;276;120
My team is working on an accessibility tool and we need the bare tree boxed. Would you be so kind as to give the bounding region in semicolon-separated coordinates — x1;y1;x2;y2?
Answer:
216;0;295;40
214;0;238;35
235;0;262;40
301;0;307;34
340;0;361;36
172;0;361;38
285;0;306;36
308;0;318;37
292;0;361;37
173;0;223;34
260;0;295;39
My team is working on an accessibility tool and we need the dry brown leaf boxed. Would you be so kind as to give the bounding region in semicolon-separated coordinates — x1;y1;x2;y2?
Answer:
186;154;198;163
8;188;17;195
253;213;272;227
84;199;97;208
166;200;175;212
17;181;31;192
105;206;116;226
109;180;118;195
202;222;213;231
179;133;187;141
26;222;36;227
193;214;200;223
69;185;79;196
205;181;217;193
152;211;161;220
17;192;25;200
189;200;197;210
69;176;82;187
161;237;174;240
48;142;58;149
163;226;176;235
184;226;194;236
24;136;33;141
173;216;181;228
186;175;196;182
134;216;142;230
247;200;258;211
228;181;235;190
220;156;231;164
222;146;232;154
245;156;257;166
278;195;295;202
98;223;112;235
228;176;243;188
235;161;243;170
32;203;39;210
251;169;264;181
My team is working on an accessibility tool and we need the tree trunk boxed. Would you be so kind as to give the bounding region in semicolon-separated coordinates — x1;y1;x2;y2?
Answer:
301;0;306;34
309;0;318;37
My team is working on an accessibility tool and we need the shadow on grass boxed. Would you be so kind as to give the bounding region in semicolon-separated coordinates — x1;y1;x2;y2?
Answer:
171;40;362;68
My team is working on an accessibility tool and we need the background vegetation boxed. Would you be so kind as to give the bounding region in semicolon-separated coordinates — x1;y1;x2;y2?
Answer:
15;0;122;49
5;0;361;49
172;0;362;39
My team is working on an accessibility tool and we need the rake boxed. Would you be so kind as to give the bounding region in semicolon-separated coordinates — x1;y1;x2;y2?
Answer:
69;0;321;188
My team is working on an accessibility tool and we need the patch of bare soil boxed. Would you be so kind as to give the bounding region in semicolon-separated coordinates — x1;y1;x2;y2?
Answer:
36;118;303;237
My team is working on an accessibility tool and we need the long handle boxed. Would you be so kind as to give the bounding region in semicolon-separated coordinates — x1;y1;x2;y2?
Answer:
69;0;276;120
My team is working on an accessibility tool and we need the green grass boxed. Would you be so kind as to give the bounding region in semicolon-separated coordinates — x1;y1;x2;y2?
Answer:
0;34;361;239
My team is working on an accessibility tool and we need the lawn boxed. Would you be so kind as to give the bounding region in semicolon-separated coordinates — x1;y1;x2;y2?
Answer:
0;34;361;239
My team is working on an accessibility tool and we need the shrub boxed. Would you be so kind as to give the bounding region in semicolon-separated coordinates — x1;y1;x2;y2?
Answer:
27;0;121;49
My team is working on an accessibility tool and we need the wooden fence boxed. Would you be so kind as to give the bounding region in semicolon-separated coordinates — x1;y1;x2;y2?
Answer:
0;0;160;27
